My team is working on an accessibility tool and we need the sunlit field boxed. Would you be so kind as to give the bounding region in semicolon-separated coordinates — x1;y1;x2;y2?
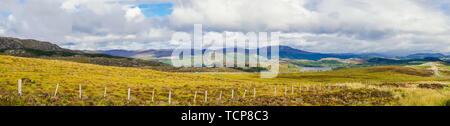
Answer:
0;55;449;106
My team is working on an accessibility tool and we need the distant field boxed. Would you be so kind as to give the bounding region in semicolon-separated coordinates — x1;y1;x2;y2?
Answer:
440;65;450;71
0;55;449;106
439;65;450;77
410;65;432;69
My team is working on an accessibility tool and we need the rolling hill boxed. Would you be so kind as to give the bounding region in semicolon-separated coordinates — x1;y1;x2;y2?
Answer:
99;45;366;61
0;37;170;68
406;53;449;58
1;55;448;106
0;37;69;51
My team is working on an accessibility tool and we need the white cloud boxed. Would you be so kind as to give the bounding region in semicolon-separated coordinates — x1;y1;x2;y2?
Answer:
169;0;449;34
0;0;448;55
169;0;318;31
140;27;174;40
65;34;135;43
0;29;5;36
125;7;146;23
60;0;80;13
316;0;449;34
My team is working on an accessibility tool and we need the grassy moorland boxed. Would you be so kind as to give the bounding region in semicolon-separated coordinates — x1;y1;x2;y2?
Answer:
0;55;448;106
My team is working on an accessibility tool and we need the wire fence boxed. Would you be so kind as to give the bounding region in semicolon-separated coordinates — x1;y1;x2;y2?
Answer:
5;79;390;106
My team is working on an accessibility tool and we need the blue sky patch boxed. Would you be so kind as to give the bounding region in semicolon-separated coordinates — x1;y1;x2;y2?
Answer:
0;12;10;18
439;4;450;15
137;3;173;17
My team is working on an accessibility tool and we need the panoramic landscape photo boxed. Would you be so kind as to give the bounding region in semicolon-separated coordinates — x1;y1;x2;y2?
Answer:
0;0;449;106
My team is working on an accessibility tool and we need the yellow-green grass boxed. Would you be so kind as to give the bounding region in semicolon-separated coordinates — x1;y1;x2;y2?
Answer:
0;55;252;105
439;65;450;71
277;63;302;73
209;66;448;84
437;65;450;77
0;55;448;106
409;65;432;69
395;87;450;106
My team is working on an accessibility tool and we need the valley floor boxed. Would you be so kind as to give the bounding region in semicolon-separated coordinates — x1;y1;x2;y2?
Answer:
0;55;449;106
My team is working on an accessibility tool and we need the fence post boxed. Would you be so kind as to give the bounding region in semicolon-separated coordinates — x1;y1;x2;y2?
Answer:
104;87;107;98
328;83;331;90
127;88;131;100
204;90;207;102
18;79;22;95
152;88;155;103
253;88;256;98
319;83;322;90
219;90;222;101
243;90;246;98
194;91;197;104
79;84;82;99
231;89;234;99
54;83;59;97
274;87;277;96
306;85;309;91
168;90;171;105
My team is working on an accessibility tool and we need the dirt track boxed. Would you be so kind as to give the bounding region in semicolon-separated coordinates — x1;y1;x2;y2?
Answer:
420;62;442;77
432;65;440;76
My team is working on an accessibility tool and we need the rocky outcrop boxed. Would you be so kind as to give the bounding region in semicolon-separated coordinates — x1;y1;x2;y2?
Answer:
0;37;67;51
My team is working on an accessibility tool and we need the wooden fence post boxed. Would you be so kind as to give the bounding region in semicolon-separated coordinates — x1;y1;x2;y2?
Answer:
274;87;277;96
168;90;171;105
54;83;59;97
152;88;155;103
253;88;256;98
219;90;222;101
127;88;131;100
18;79;22;95
243;90;246;98
194;91;197;104
104;87;107;98
79;84;82;99
204;90;207;102
231;89;234;99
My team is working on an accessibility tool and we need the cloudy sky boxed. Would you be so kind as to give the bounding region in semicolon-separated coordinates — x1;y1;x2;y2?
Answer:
0;0;449;56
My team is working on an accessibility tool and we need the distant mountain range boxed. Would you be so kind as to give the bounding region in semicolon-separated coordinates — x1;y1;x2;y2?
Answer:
1;36;448;62
99;46;359;61
100;45;450;61
97;49;173;60
406;53;448;58
271;46;361;60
